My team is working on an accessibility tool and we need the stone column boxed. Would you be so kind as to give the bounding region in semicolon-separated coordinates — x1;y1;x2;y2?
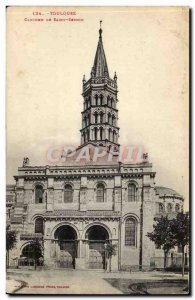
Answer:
75;240;86;269
79;240;83;258
80;176;87;211
141;175;155;270
44;239;53;267
114;175;122;211
86;241;89;261
47;178;54;211
110;240;119;271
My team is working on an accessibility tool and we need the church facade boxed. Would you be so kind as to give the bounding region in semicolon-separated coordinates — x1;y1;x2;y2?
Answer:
6;25;184;271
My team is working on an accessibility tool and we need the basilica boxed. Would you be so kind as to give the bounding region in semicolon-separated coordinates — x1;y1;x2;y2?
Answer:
6;25;184;271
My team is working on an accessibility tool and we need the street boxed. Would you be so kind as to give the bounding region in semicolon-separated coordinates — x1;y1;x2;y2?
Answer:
6;269;189;295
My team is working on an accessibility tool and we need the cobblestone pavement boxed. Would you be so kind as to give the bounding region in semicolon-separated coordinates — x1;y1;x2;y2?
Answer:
6;269;189;295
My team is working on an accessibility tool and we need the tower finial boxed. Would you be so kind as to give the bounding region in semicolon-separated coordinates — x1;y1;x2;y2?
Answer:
82;74;86;85
114;72;117;82
99;20;102;38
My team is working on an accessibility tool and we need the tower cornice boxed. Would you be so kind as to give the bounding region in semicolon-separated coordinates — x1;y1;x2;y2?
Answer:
81;106;119;114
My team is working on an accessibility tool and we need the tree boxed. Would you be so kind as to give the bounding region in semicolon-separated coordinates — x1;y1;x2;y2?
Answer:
146;216;175;269
105;243;117;272
6;226;17;268
170;212;189;278
28;239;43;270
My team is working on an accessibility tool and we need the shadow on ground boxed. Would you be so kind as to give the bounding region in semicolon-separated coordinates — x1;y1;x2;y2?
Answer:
104;278;189;295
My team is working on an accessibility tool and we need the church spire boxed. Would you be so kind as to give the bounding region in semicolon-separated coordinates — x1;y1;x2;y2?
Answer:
91;21;109;78
80;23;119;151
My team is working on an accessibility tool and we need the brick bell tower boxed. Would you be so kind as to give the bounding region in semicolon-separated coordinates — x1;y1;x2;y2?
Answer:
80;22;120;152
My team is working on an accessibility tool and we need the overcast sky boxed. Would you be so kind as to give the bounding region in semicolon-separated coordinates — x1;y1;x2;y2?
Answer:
7;6;189;209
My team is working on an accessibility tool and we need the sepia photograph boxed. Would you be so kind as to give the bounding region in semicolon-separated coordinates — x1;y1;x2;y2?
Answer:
6;6;190;295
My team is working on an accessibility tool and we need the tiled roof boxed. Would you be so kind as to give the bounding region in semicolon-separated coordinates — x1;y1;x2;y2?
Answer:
155;186;183;198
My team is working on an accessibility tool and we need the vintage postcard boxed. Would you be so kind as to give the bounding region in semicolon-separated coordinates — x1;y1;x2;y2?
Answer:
6;6;190;295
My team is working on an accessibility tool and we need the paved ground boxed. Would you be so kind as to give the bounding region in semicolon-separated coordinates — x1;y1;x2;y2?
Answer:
6;269;189;295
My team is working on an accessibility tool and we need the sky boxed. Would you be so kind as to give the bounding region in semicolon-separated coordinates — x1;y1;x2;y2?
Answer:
6;6;189;209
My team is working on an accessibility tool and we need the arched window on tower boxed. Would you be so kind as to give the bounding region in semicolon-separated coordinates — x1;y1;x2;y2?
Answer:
87;114;90;125
94;127;97;140
88;96;91;107
108;128;112;141
87;129;90;141
125;218;137;246
100;94;103;105
107;95;111;107
83;132;86;143
35;217;44;234
95;94;98;106
85;130;88;142
108;113;111;125
100;112;103;123
84;116;87;127
113;130;116;143
85;98;88;109
112;98;115;108
94;112;98;124
128;184;137;202
112;115;116;126
96;183;105;202
110;97;113;108
35;185;44;204
64;184;73;203
100;127;103;140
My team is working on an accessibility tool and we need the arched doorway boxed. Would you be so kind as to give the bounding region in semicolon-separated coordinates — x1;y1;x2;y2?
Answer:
20;244;35;266
54;225;77;269
19;242;43;267
86;225;109;270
